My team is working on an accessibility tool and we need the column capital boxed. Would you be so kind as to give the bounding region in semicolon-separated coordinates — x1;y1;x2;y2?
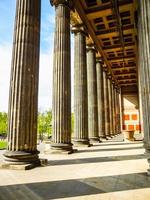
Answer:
96;57;103;64
112;82;118;89
71;24;87;36
106;73;112;80
115;85;121;92
50;0;72;7
114;85;118;89
103;65;108;72
116;87;121;93
86;44;97;52
111;79;115;84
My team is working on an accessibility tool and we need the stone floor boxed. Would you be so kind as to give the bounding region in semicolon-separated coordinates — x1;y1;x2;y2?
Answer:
0;134;150;200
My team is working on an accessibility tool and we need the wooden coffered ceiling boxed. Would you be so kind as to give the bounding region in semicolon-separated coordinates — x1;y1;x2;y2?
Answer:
71;0;138;88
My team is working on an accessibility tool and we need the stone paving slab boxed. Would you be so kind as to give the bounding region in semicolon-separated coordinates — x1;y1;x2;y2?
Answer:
0;134;150;200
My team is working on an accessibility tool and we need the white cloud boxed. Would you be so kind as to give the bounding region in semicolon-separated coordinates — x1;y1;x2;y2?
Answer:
0;43;12;112
71;34;74;111
0;34;74;113
40;12;55;52
0;42;53;112
38;49;53;111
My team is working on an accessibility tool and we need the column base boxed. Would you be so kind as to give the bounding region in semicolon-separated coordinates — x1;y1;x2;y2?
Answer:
100;136;108;141
73;139;90;147
145;151;150;176
0;162;39;170
89;137;101;144
114;132;118;136
106;135;112;139
110;133;115;137
45;143;74;154
0;150;42;170
147;169;150;176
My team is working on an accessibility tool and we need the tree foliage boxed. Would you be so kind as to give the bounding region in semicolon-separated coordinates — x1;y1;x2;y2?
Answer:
0;111;75;139
0;112;8;136
38;110;52;140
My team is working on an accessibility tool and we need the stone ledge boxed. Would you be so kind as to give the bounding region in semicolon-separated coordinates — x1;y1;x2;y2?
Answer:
0;159;48;170
0;163;39;170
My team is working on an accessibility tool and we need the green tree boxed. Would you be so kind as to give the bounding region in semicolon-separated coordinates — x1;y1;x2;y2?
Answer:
0;112;8;136
38;110;52;140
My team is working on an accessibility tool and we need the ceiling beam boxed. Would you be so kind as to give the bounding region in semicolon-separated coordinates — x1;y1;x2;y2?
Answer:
86;0;133;15
115;72;136;77
97;28;136;39
108;55;135;61
117;77;136;80
112;66;136;71
120;83;137;86
95;24;134;36
73;0;116;81
102;42;135;50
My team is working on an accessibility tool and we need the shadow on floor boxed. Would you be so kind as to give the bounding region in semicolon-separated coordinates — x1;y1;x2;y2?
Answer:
47;154;147;166
0;172;150;200
77;146;144;154
92;141;143;147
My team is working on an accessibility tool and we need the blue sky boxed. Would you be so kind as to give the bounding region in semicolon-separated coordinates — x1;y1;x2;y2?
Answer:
0;0;74;112
0;0;55;50
0;0;15;44
0;1;54;112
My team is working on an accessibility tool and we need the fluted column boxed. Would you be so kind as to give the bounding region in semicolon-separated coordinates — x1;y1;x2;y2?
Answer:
117;88;122;134
1;0;41;169
115;88;121;134
87;45;100;143
50;0;73;153
111;82;116;135
103;71;111;137
114;86;118;134
138;0;150;175
138;76;143;134
96;59;105;139
108;77;113;136
72;25;89;146
115;88;118;134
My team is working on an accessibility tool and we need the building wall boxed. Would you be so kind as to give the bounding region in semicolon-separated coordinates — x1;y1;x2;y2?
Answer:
122;93;141;132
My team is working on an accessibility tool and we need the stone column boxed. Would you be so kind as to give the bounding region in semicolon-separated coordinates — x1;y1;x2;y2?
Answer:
50;0;73;153
87;45;100;143
108;76;113;136
72;25;89;146
111;82;116;135
103;71;111;137
138;72;143;135
96;59;105;139
118;88;122;134
138;0;150;175
114;86;118;134
0;0;41;169
115;88;118;134
116;88;121;134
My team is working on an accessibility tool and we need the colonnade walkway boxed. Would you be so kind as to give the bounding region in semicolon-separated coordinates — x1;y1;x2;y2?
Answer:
0;134;150;200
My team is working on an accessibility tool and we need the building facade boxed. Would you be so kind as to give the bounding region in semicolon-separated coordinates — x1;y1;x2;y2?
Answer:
0;0;150;175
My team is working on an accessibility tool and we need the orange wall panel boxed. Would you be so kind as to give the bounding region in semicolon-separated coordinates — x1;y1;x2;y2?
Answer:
123;114;130;120
136;125;141;131
128;125;134;130
122;125;127;130
132;114;137;120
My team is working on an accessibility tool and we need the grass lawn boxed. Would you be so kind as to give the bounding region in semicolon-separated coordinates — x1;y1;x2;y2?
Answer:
0;140;7;149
